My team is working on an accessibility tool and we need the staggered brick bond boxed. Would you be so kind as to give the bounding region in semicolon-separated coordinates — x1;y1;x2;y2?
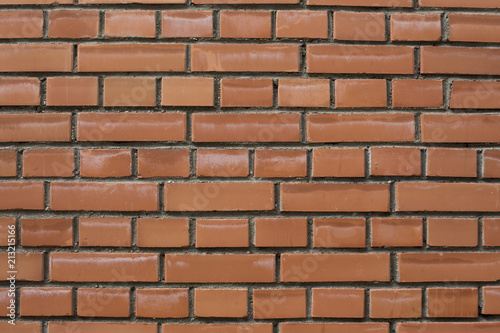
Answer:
1;0;500;332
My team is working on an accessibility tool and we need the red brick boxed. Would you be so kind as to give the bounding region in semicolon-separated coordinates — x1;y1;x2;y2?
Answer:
196;219;249;248
0;182;44;210
78;44;186;72
308;45;414;74
0;44;72;72
46;77;98;106
427;288;478;317
313;218;366;248
276;11;328;39
79;217;132;247
278;78;330;107
371;147;421;176
103;77;156;107
195;289;247;318
254;218;308;247
23;149;74;178
49;322;156;333
449;14;500;43
0;322;41;333
0;78;40;105
427;218;478;247
309;0;411;5
254;149;307;178
0;113;71;142
78;113;186;142
484;150;500;178
0;252;44;281
192;113;300;142
422;114;500;143
420;0;500;8
164;182;274;211
136;288;188;318
220;11;271;38
220;78;273;107
392;79;443;108
398;252;500;282
427;148;476;177
398;323;500;333
483;218;500;247
281;183;390;212
50;253;158;282
312;288;364;318
162;11;213;38
165;254;275;283
0;11;43;38
370;289;422;318
138;149;190;178
196;149;249;177
21;218;73;247
80;149;131;178
307;113;415;143
421;46;500;75
483;286;500;314
162;77;214;106
253;289;306;319
78;288;130;317
0;288;10;317
335;79;386;108
192;44;300;72
281;253;390;282
137;218;189;248
312;148;365;178
450;81;500;109
396;182;500;212
0;150;17;177
334;12;385;41
163;324;272;333
20;288;72;316
48;10;99;38
105;10;156;38
50;182;158;211
0;217;15;247
391;14;441;41
371;218;423;247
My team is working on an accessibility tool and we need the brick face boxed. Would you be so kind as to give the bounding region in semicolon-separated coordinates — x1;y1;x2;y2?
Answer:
0;0;498;331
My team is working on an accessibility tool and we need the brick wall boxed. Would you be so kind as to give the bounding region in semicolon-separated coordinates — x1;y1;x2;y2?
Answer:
0;0;500;332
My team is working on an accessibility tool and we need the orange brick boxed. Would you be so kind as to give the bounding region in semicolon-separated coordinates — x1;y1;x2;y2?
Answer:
21;218;73;247
422;114;500;143
371;147;421;176
276;11;328;39
371;218;423;247
49;322;156;333
0;253;44;281
335;79;387;108
195;289;247;318
427;148;477;177
46;77;98;106
104;77;156;107
398;323;500;333
312;148;365;178
451;81;500;109
220;78;273;107
427;288;478;317
484;150;500;178
162;11;213;38
80;149;131;178
220;11;271;38
392;79;443;108
254;149;307;178
50;253;158;282
196;149;249;177
137;149;190;178
23;149;74;178
20;288;72;316
427;218;478;247
162;77;214;106
165;254;275;283
370;289;422;318
79;217;132;247
0;113;71;142
449;14;500;43
136;289;189;318
313;218;365;248
78;288;130;317
278;78;330;107
334;12;385;41
196;219;249;248
48;10;99;38
483;218;500;247
312;288;364;318
254;218;307;247
391;14;441;41
0;150;17;177
309;0;411;5
483;286;500;315
0;44;72;72
0;182;45;210
0;322;41;333
253;289;306;319
0;11;43;38
0;217;15;247
137;218;189;248
421;46;500;75
105;10;156;38
0;78;40;106
163;324;272;333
